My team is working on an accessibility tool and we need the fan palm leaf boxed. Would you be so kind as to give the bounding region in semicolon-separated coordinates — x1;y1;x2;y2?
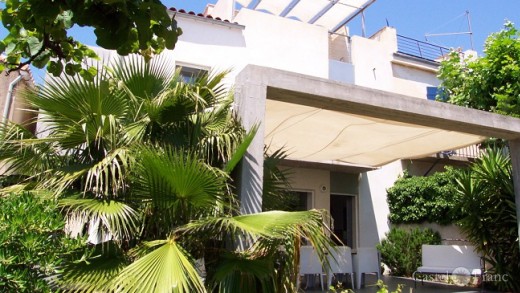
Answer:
180;210;334;258
59;197;141;243
0;122;60;180
209;252;275;293
55;242;128;292
109;239;205;293
130;146;231;228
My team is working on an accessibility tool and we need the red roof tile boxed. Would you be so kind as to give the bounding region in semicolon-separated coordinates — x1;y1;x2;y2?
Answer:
169;7;238;25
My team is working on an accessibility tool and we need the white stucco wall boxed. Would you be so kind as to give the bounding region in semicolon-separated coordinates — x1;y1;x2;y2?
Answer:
288;168;330;211
173;14;247;83
329;60;355;84
391;63;439;97
350;28;396;92
350;27;439;99
358;160;404;247
234;9;330;79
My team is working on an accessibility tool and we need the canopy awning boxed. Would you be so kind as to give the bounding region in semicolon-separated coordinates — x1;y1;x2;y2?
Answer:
234;65;520;169
265;100;485;167
235;0;376;32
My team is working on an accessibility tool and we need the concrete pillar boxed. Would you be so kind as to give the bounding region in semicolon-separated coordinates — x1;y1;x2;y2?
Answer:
508;139;520;252
234;68;267;214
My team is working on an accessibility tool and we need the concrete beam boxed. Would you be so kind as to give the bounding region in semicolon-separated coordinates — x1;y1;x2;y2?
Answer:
239;65;520;139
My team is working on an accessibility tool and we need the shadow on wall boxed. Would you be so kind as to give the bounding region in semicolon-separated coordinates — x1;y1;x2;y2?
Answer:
358;174;381;247
236;152;263;215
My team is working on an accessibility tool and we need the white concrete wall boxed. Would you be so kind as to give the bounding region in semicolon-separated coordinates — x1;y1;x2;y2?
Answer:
350;26;439;99
350;27;396;92
288;168;330;211
358;160;404;247
329;60;355;84
391;63;439;97
171;14;248;84
395;223;467;245
234;9;330;78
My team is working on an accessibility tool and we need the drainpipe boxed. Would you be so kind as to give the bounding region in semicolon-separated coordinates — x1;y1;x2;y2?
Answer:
2;74;25;128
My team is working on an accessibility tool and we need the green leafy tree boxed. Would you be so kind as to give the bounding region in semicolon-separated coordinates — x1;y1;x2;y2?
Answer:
438;21;520;117
0;54;334;292
453;148;520;291
0;0;182;78
0;192;84;292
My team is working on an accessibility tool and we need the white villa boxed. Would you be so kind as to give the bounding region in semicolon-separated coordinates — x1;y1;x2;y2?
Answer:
162;0;520;253
3;0;520;268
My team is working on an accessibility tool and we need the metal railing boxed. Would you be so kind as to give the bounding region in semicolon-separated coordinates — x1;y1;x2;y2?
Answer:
397;35;451;62
441;144;482;159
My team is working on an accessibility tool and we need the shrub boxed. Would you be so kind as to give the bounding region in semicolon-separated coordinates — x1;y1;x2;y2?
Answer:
386;167;461;225
377;227;441;277
0;192;84;292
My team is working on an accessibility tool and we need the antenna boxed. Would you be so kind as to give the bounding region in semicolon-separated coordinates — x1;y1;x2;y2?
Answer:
424;10;474;51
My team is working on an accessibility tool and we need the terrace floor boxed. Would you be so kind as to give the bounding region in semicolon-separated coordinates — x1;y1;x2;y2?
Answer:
304;274;499;293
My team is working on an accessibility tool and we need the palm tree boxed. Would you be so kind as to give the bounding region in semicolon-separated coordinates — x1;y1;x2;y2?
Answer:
0;54;334;292
454;148;520;291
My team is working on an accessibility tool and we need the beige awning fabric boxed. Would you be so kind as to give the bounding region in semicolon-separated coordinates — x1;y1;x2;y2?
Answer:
265;100;486;167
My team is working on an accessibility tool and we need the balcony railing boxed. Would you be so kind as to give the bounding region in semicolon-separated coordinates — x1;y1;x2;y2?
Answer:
397;35;451;62
440;144;482;159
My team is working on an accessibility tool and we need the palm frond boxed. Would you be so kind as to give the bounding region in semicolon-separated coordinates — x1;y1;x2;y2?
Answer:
193;97;247;165
0;121;60;178
180;210;334;253
60;197;141;243
209;252;274;293
111;53;175;103
223;125;258;174
131;145;230;208
262;146;294;211
55;242;127;292
109;239;206;293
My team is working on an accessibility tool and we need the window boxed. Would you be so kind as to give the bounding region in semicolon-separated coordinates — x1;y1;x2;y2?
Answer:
288;191;313;211
426;86;437;101
427;86;448;101
176;64;209;83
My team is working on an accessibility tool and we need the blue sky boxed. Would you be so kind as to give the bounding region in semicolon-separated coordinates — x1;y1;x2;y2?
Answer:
3;1;520;83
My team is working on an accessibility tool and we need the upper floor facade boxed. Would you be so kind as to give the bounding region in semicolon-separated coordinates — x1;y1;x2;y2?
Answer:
169;0;462;102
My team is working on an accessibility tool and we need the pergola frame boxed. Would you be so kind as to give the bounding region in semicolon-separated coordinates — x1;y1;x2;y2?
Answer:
234;64;520;251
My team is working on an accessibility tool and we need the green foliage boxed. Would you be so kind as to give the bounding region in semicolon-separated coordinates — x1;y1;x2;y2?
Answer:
375;280;404;293
0;0;182;76
262;146;298;211
386;167;461;225
438;21;520;117
377;227;441;277
0;192;84;292
453;148;520;291
0;56;335;292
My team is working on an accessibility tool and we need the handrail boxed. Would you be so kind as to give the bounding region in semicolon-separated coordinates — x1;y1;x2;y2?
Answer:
397;34;451;62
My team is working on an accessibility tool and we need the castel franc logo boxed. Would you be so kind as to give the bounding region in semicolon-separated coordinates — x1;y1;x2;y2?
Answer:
451;267;472;285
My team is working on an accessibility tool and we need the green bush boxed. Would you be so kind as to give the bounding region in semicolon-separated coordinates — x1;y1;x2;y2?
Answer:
377;227;441;277
0;192;84;292
386;167;461;225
